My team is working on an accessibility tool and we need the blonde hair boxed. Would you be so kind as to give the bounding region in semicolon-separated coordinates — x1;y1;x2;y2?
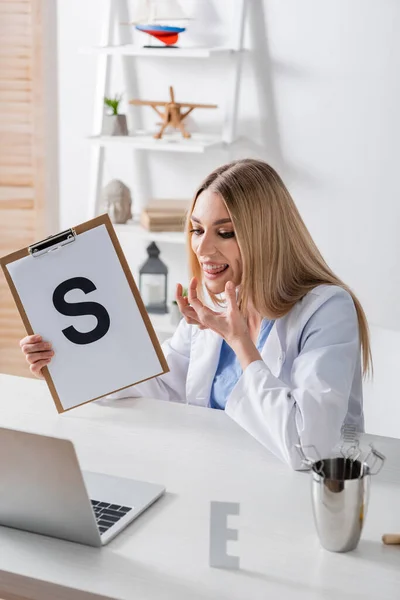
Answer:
187;158;372;377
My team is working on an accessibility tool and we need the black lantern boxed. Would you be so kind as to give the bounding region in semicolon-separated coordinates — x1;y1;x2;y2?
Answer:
139;242;168;314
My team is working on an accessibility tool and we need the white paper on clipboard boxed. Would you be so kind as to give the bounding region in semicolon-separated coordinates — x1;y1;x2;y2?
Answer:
6;223;166;411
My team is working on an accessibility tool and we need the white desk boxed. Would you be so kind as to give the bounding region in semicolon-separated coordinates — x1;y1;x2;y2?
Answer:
0;373;399;600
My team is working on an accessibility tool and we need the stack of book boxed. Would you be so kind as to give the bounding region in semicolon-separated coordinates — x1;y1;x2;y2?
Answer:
140;199;189;232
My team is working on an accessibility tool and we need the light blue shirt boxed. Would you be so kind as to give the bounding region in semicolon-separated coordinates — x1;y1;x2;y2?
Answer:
209;319;275;410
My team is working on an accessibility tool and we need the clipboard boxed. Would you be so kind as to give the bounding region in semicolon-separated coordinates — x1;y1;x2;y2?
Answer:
0;214;169;413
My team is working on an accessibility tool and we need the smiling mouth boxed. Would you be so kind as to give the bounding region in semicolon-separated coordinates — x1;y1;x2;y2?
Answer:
202;264;229;274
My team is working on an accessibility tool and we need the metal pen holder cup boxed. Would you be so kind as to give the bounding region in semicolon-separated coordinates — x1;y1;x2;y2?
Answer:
296;444;385;553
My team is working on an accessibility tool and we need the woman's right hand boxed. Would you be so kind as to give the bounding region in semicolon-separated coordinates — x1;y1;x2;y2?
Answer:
19;334;54;379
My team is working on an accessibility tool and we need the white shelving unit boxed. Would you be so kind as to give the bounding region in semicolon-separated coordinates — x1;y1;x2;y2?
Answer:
84;0;247;339
85;0;247;219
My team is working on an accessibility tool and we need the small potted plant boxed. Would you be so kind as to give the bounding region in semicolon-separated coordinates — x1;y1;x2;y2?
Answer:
102;93;128;136
171;286;187;326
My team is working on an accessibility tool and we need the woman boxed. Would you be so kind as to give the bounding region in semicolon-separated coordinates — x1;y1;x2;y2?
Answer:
20;159;371;469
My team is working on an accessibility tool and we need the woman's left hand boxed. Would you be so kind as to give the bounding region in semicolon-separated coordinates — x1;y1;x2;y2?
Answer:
187;277;250;347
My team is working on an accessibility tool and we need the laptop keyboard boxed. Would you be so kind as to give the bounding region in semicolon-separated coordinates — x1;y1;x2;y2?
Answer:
90;499;133;535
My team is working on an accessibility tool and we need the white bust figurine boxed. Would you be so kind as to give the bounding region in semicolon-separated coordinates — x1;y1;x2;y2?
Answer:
102;179;132;224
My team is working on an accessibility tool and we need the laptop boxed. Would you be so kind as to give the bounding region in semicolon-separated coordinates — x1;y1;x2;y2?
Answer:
0;426;165;547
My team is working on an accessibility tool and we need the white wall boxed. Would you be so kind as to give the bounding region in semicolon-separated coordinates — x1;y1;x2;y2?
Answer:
57;0;400;437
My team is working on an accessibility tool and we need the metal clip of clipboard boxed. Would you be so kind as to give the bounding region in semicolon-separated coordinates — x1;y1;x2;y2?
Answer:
28;228;77;258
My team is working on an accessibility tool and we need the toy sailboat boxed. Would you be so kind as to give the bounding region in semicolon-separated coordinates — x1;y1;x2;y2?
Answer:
130;0;188;48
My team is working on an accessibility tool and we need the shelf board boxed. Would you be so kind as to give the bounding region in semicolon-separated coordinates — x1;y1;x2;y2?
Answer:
80;45;236;58
88;132;224;153
115;220;186;245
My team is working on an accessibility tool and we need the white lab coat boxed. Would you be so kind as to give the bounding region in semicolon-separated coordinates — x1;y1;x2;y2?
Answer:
109;284;364;469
